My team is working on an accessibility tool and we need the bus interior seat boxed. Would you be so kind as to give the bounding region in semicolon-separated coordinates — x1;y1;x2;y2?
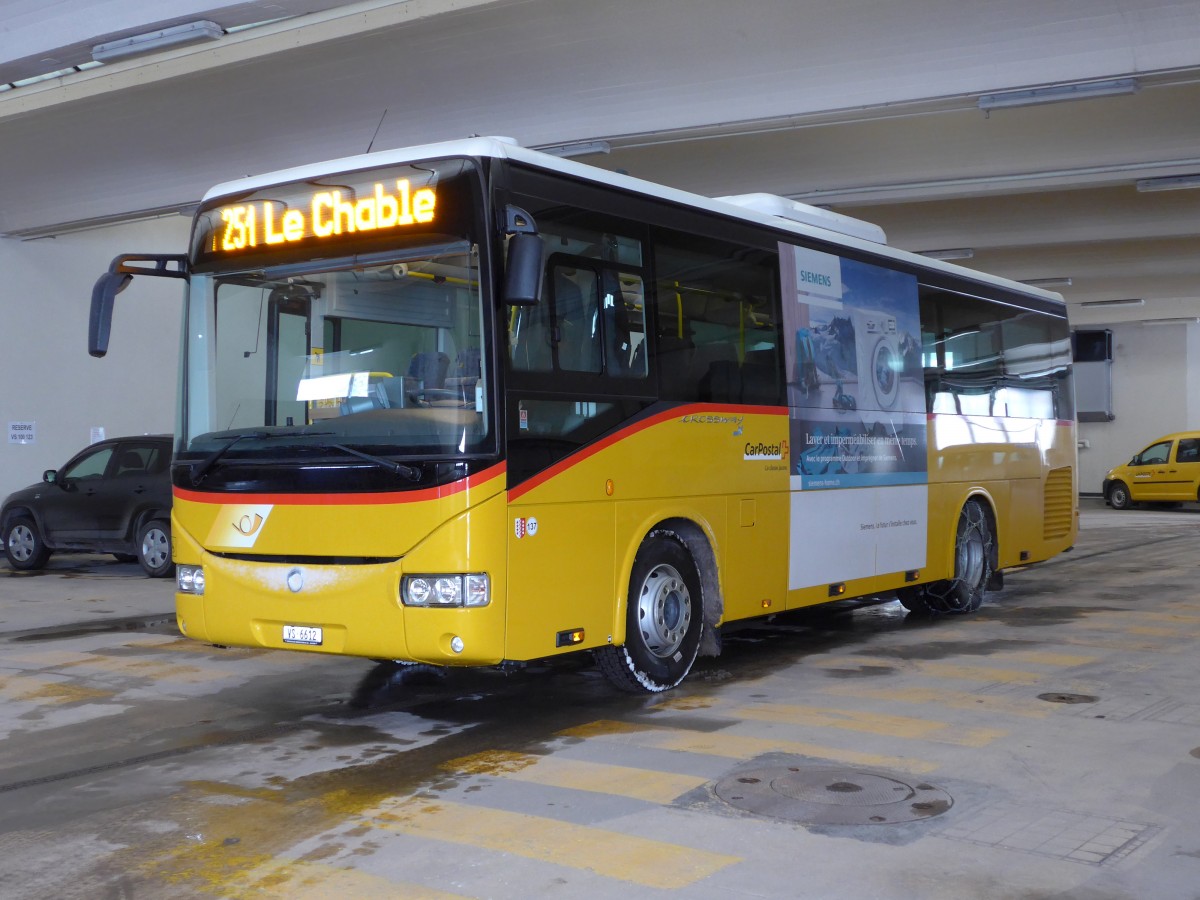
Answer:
443;348;480;403
742;349;781;404
555;268;601;372
699;360;742;403
408;351;450;388
698;352;780;405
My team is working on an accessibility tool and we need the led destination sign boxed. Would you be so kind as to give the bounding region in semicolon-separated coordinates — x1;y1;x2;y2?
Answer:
213;178;437;253
189;158;479;271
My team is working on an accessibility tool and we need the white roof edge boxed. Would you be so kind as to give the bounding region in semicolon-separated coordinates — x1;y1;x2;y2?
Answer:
713;193;887;245
200;135;1063;307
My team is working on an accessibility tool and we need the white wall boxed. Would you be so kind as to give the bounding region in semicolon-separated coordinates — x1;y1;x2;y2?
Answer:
0;217;190;500
1077;321;1198;494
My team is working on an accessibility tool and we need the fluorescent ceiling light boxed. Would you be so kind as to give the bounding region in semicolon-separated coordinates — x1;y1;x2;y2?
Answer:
93;20;223;63
1143;317;1200;326
1136;174;1200;192
538;140;611;158
978;78;1138;111
1080;298;1143;308
918;248;974;261
1022;277;1073;288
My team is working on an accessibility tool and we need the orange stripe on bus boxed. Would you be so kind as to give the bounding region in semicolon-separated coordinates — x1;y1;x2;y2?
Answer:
507;402;785;501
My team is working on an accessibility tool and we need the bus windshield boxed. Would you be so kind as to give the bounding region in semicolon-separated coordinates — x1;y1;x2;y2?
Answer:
180;243;491;462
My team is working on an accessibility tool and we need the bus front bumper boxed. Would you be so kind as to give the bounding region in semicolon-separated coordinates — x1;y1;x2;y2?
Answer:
175;555;507;666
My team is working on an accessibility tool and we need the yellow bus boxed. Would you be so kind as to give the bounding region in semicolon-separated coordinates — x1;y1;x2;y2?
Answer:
89;137;1076;692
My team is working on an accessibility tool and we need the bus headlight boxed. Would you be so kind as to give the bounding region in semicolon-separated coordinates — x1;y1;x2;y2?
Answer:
402;574;489;607
178;565;206;595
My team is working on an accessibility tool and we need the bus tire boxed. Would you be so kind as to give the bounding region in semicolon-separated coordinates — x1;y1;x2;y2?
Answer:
895;586;938;615
1108;481;1133;510
923;500;994;614
3;516;51;570
596;534;703;693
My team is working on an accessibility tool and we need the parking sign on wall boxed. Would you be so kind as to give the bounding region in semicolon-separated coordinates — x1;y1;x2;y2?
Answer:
8;421;35;444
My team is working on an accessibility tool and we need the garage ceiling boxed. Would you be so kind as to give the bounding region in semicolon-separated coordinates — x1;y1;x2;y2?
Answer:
2;0;1199;327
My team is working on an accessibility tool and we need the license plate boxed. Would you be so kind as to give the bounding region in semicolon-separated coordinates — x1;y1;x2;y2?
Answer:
282;624;323;645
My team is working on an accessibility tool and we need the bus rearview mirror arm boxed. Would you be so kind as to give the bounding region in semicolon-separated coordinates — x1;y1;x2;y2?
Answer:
89;254;188;358
502;205;543;307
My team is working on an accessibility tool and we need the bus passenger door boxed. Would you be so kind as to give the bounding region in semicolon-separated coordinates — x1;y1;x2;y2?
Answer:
505;398;617;661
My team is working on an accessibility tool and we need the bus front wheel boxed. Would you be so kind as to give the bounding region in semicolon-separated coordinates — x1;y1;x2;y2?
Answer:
596;534;703;693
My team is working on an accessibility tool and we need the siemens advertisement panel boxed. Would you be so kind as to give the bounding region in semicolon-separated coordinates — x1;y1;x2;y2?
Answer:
781;244;927;590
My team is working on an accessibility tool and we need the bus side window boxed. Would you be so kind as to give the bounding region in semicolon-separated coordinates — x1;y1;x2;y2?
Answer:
652;235;781;404
921;285;1072;419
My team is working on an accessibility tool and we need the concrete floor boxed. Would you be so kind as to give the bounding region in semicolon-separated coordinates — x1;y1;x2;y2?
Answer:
0;498;1198;898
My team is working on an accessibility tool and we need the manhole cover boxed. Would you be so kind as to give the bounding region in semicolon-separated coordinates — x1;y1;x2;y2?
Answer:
714;765;952;825
1037;692;1099;704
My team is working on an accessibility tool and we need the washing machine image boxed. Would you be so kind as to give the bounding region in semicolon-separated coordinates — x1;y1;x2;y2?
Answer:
851;308;902;414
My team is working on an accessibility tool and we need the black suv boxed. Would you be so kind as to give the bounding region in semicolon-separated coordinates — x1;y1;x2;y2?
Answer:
1;435;174;577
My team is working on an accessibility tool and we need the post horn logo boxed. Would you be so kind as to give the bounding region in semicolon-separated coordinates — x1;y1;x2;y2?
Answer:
233;513;265;537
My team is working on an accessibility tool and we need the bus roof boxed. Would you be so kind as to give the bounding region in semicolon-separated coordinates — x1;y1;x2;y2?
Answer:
202;136;1064;308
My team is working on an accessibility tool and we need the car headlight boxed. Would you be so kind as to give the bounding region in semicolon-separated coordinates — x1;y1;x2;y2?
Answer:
401;573;489;607
177;565;205;595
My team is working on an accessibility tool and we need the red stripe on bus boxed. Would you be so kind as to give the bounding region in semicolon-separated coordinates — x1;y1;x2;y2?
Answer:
507;403;786;502
174;461;507;506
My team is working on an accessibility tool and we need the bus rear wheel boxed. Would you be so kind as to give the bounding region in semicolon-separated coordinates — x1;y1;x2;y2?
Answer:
901;500;993;615
596;534;703;693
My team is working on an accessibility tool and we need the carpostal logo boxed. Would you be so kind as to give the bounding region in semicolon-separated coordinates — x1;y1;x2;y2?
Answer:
744;440;788;461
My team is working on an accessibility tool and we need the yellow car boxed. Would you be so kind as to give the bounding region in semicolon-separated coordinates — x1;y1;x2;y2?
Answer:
1103;431;1200;509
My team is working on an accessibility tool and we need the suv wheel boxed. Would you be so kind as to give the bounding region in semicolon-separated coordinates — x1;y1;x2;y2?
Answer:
4;516;51;570
138;519;174;578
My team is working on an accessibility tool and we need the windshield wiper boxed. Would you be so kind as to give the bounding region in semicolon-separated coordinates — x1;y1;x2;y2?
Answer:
321;443;422;481
189;430;330;486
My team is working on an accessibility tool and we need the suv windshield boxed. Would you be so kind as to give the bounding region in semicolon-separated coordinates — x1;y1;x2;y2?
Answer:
180;244;491;462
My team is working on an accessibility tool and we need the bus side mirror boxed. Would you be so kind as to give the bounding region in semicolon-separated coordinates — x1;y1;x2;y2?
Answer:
88;254;189;358
503;233;544;307
89;272;133;358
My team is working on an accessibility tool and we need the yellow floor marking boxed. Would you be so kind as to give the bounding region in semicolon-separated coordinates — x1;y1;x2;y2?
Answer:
655;695;720;711
1005;650;1098;667
1105;610;1200;624
909;661;1043;684
0;674;114;705
559;720;939;774
1078;620;1182;637
58;654;228;683
443;750;709;804
1053;635;1183;653
732;703;1006;747
217;858;469;899
820;684;1051;719
371;797;739;890
804;656;905;673
1;649;95;668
